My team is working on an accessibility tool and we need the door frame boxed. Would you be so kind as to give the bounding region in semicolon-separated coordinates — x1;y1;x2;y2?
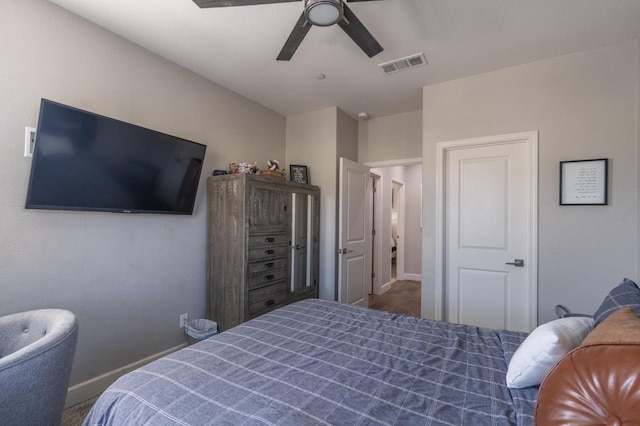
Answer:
434;131;538;330
391;178;405;282
369;170;383;295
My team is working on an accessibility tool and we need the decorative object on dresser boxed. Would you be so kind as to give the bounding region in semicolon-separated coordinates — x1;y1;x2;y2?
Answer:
259;169;284;180
290;164;309;184
260;159;285;180
207;174;320;331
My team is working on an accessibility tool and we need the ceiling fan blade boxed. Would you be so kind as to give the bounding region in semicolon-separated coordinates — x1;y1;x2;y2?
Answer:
277;13;312;61
192;0;298;8
337;3;383;58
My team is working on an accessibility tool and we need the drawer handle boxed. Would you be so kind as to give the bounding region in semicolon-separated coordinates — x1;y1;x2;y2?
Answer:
265;237;276;243
265;275;275;281
264;262;275;269
265;249;275;255
265;299;275;306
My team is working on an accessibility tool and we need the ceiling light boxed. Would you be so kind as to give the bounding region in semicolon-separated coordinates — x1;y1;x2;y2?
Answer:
304;0;343;27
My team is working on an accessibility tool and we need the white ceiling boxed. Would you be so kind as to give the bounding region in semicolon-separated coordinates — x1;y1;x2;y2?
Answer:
47;0;640;119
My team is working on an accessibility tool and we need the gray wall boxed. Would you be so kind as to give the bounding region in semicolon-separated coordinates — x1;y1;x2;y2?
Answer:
1;0;285;402
422;40;639;324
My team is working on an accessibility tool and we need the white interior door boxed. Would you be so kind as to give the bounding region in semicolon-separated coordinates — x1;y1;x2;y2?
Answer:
338;158;370;306
444;133;537;332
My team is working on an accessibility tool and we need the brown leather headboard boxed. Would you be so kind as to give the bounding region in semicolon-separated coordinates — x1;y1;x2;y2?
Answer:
535;307;640;425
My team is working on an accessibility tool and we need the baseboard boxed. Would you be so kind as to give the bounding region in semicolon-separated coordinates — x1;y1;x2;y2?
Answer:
403;273;422;282
379;281;392;294
65;342;186;408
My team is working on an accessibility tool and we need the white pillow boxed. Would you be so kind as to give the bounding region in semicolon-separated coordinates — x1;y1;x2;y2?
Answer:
506;316;594;388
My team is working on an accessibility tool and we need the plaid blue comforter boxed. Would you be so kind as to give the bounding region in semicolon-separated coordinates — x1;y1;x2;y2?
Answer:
84;299;537;425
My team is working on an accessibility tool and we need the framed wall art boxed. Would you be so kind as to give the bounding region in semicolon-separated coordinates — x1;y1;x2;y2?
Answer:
290;165;309;184
559;158;608;205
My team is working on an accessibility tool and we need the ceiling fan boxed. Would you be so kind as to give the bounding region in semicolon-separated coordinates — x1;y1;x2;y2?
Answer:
191;0;384;61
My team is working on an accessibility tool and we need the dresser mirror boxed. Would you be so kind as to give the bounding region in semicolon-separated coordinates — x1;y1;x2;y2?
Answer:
290;192;313;292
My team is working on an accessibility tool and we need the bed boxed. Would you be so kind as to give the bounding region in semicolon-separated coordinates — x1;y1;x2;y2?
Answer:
83;299;538;425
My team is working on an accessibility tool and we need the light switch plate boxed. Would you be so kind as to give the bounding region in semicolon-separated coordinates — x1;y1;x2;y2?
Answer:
24;127;36;157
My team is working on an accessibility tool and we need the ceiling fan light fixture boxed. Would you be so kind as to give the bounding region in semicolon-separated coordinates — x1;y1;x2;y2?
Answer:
304;0;343;27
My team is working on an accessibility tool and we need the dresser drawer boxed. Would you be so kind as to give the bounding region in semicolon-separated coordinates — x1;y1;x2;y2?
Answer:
248;268;287;289
247;257;287;274
248;234;288;248
248;282;287;315
248;245;288;261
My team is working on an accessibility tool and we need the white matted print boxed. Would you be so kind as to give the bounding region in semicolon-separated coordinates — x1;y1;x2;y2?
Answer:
560;159;608;205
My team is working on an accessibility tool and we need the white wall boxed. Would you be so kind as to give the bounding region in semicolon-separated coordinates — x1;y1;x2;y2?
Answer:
358;110;422;163
358;111;423;288
337;109;359;162
401;164;423;277
422;40;639;324
1;0;285;404
285;107;358;300
285;108;337;300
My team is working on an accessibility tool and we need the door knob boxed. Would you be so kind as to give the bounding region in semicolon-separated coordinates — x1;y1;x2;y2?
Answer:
336;248;354;254
505;259;525;267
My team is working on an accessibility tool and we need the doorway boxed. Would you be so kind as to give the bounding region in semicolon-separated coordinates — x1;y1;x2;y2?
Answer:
364;160;422;317
366;162;422;295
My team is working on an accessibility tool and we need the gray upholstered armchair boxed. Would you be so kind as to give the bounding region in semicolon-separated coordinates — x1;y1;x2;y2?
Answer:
0;309;79;426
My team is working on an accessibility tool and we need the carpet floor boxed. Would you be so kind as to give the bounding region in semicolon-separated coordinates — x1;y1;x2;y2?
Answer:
369;281;421;317
62;395;98;426
368;279;421;317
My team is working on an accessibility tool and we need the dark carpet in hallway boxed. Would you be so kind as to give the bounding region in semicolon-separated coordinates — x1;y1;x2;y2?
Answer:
368;280;421;318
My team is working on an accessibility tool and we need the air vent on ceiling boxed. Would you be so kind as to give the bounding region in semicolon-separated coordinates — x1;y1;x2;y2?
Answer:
378;53;427;75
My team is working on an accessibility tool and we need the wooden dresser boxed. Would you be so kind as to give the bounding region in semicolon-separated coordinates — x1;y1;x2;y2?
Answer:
207;174;320;331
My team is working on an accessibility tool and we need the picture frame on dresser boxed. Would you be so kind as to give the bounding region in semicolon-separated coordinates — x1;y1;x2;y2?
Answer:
290;164;309;184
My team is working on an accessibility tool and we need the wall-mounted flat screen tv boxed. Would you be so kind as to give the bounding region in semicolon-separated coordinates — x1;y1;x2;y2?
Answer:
26;99;206;215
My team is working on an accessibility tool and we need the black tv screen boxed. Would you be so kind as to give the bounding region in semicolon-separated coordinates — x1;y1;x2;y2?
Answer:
26;99;206;215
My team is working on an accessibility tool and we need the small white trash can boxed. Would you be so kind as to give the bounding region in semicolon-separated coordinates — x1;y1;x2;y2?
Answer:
186;319;218;340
